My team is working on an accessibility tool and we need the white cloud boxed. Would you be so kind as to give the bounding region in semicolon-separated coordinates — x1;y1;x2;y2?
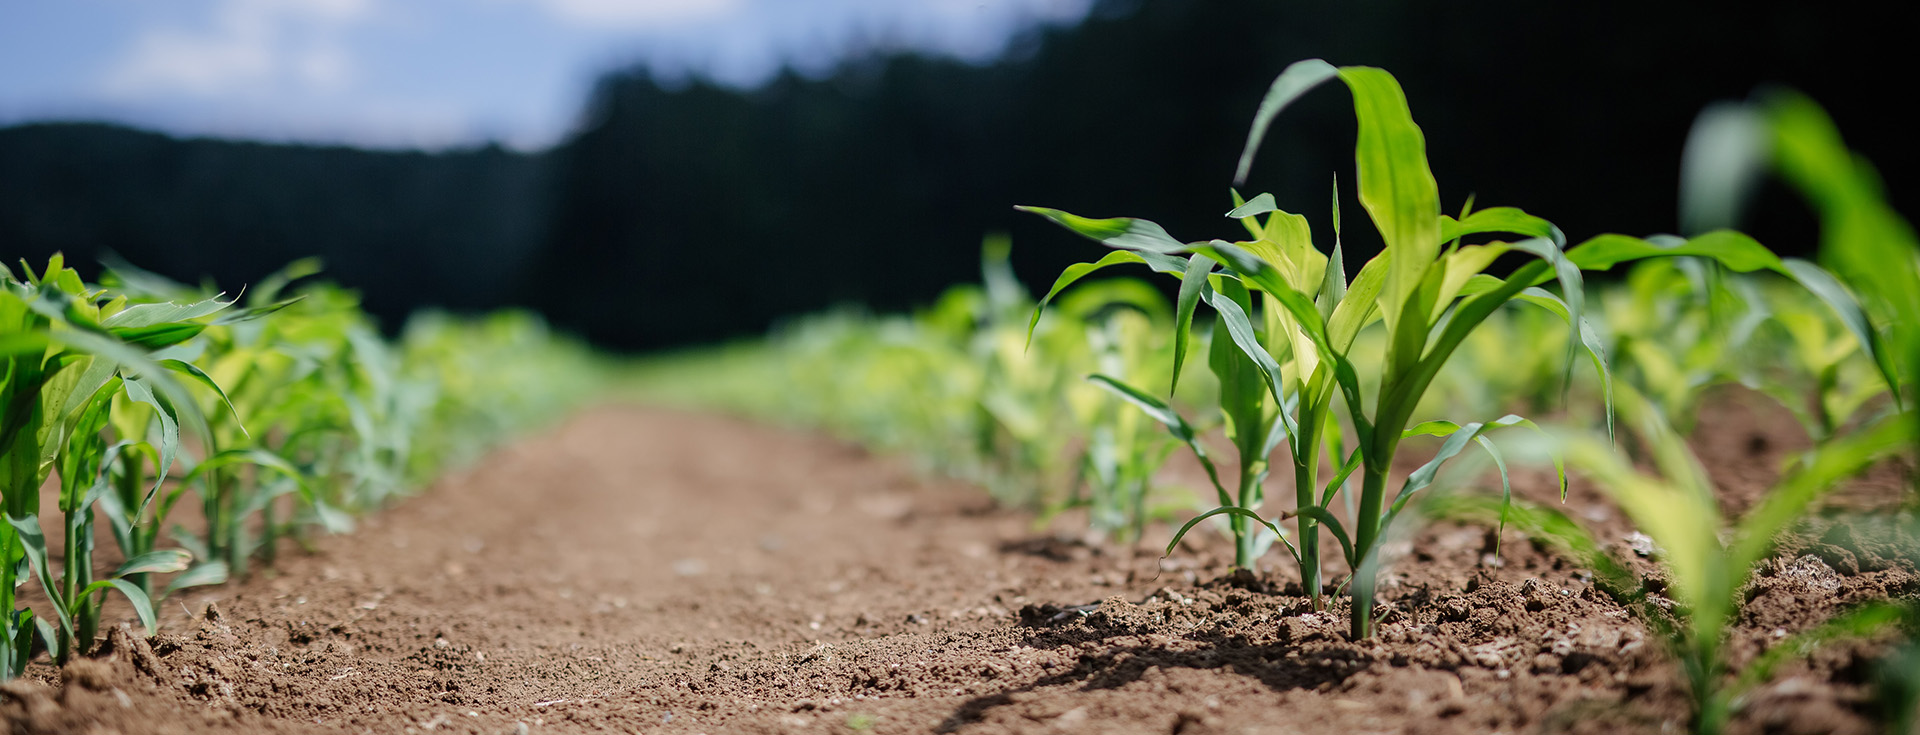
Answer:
528;0;744;29
104;0;372;97
294;43;354;89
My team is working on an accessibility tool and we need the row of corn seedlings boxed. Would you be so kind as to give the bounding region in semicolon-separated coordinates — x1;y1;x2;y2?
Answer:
0;257;599;679
623;64;1915;732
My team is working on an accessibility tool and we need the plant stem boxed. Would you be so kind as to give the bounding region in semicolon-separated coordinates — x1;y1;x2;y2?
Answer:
260;494;278;566
60;507;84;663
1350;461;1389;639
116;452;152;600
1297;449;1328;610
0;528;18;676
1234;443;1266;569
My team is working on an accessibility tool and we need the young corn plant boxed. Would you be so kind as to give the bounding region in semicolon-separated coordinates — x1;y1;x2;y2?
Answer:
1680;91;1918;461
103;260;335;583
0;256;235;674
1022;59;1883;637
1433;386;1911;735
1599;258;1753;432
1073;294;1178;542
1740;282;1890;442
0;253;602;679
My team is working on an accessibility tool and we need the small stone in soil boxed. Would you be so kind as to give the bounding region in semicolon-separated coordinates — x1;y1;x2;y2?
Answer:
1625;532;1658;557
672;558;708;576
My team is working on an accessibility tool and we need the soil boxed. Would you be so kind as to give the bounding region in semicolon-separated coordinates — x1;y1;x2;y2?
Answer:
2;394;1916;735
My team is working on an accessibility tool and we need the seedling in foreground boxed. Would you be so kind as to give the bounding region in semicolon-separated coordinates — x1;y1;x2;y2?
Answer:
1022;59;1882;638
1;256;222;671
1435;386;1910;735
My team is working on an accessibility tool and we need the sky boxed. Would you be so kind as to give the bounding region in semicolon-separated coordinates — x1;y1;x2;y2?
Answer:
0;0;1090;151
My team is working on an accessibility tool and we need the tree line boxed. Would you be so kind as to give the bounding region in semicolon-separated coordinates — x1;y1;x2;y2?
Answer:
2;0;1909;350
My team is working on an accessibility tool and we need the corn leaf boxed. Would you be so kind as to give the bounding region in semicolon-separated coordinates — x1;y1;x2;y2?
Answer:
1439;207;1563;245
1337;66;1440;339
1027;250;1189;346
1171;255;1214;396
1234;59;1341;186
78;579;157;635
112;549;193;577
166;561;229;594
1164;506;1288;557
1087;374;1229;506
1014;206;1189;254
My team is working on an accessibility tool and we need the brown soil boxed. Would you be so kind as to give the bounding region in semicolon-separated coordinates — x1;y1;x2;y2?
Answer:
2;398;1916;735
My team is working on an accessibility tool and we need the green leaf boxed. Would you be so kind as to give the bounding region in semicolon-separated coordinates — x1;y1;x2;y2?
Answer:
1290;506;1355;567
1778;258;1900;407
1327;251;1388;352
113;549;193;577
185;448;314;505
1195;241;1337;365
1318;239;1347;323
310;499;356;534
6;514;71;639
1336;66;1441;338
1557;230;1893;422
78;579;158;635
38;325;210;441
1088;374;1231;507
1506;237;1587;393
1015;206;1189;254
7;610;35;679
1226;193;1280;219
1764;90;1920;341
249;257;324;305
100;296;232;329
1508;286;1616;445
210;298;302;326
1026;250;1189;346
32;618;58;666
1234;59;1341;186
1171;255;1214;396
120;376;182;504
1318;446;1364;508
1201;278;1287;406
1678;102;1769;236
1088;374;1195;442
98;254;197;300
1439;207;1564;246
1473;435;1514;552
165;561;229;594
160;359;247;434
1165;506;1287;558
1392;415;1543;518
1565;231;1784;274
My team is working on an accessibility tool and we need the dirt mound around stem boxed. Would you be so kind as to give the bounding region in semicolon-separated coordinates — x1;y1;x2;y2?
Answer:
1;405;1914;734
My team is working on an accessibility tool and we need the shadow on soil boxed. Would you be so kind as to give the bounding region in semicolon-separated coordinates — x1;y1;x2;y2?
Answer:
936;620;1370;732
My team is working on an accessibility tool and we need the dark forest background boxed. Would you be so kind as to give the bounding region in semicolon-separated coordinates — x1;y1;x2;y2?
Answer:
3;0;1914;351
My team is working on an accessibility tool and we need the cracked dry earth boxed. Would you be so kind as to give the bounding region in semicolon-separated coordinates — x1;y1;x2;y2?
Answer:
2;398;1916;734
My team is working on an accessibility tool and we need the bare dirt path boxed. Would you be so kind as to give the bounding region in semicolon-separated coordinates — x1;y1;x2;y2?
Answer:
2;404;1911;734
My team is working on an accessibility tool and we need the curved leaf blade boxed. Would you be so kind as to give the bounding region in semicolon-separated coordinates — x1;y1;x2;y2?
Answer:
1234;59;1341;186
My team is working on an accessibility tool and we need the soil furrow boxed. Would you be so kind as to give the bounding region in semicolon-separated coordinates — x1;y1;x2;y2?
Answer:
2;404;1910;735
